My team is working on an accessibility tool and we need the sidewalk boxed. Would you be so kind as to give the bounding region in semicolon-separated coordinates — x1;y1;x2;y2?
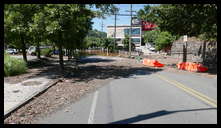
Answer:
4;77;59;117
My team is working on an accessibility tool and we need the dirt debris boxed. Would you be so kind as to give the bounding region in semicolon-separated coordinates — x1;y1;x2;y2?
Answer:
4;55;216;124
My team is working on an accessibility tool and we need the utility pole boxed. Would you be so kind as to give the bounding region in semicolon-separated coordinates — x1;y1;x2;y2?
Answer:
101;19;104;32
110;5;137;56
114;13;117;52
129;4;132;57
125;4;136;57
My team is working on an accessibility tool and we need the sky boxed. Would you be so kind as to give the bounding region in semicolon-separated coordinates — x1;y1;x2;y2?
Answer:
91;4;158;33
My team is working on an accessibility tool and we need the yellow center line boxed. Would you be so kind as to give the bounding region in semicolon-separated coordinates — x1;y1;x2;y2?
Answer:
155;74;217;108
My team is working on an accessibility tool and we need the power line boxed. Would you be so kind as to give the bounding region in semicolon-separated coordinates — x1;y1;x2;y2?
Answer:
112;5;138;56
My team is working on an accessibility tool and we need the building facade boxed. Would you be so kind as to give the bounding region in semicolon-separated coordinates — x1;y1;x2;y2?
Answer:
107;25;142;48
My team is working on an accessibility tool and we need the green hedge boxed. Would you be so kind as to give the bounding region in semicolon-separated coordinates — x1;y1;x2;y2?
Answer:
4;53;27;76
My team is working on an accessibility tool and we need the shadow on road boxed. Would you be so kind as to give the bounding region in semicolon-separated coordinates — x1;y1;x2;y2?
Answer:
27;58;56;69
26;56;163;82
109;108;216;124
79;57;115;64
64;65;162;82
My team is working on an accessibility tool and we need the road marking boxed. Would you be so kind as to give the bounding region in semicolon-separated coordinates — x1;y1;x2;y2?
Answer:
88;91;99;124
155;74;217;108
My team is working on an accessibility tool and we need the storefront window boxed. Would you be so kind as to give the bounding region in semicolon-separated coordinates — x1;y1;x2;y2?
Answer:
124;28;140;36
132;38;140;43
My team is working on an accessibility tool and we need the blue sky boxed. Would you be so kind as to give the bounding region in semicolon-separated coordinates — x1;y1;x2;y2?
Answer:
91;4;158;32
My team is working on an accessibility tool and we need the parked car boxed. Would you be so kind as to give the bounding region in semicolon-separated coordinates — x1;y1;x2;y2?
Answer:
5;48;18;54
149;47;156;52
27;46;36;55
28;46;52;55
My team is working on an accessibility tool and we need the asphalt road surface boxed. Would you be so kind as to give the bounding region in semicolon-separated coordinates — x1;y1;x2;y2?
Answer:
36;56;217;124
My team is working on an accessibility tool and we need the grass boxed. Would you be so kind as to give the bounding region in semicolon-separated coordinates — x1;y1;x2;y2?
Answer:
4;53;27;76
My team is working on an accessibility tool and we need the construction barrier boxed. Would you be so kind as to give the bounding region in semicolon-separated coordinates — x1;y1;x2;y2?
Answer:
143;59;164;67
177;62;208;72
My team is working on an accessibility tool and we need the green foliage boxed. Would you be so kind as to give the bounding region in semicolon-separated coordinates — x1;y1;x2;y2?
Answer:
122;35;130;49
87;29;107;38
122;35;135;51
4;4;38;46
4;53;27;76
85;37;101;48
5;4;118;69
137;5;160;23
101;38;115;51
155;31;176;51
143;30;160;45
137;4;217;41
41;48;53;57
85;29;111;50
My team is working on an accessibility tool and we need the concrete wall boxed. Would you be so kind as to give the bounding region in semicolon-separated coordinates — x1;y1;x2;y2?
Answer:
170;37;217;69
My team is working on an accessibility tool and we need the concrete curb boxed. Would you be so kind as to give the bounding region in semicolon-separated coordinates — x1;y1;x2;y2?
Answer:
4;79;62;119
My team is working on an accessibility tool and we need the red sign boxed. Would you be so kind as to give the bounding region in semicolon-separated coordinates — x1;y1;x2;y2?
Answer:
141;21;158;31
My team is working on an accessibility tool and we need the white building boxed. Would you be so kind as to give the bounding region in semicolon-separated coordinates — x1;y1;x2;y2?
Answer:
107;25;142;48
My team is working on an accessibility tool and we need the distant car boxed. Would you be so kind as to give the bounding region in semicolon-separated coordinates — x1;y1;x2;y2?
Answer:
53;50;59;55
28;46;52;56
27;46;36;55
6;48;18;54
149;47;155;51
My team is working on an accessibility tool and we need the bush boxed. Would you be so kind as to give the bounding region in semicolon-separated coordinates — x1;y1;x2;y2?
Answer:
143;30;160;44
41;48;53;57
4;53;27;76
155;31;176;51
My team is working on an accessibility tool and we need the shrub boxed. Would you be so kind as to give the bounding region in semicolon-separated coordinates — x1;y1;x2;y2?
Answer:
155;31;176;51
41;48;53;57
4;53;27;76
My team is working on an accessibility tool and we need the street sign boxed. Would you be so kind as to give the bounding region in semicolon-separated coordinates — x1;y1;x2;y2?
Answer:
141;21;158;31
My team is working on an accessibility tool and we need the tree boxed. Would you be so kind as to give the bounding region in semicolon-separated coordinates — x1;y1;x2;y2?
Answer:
143;30;160;45
5;4;118;71
29;4;47;59
138;4;217;40
87;29;107;38
138;4;217;62
122;35;135;51
4;4;38;62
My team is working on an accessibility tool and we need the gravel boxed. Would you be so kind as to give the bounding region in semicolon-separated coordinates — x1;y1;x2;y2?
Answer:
4;56;143;124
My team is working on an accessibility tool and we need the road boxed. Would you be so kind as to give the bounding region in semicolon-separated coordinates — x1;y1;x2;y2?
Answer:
36;56;217;124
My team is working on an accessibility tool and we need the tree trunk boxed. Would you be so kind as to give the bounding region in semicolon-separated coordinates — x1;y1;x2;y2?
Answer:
58;44;64;71
53;45;56;55
36;41;41;59
182;44;187;62
21;35;27;63
107;47;109;56
202;41;207;64
68;49;71;60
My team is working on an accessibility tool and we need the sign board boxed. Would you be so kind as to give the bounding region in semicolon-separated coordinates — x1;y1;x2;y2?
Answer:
132;17;140;25
183;35;188;42
141;21;158;31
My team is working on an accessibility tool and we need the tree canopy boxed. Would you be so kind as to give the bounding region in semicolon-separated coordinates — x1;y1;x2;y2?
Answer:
4;4;118;69
137;4;217;41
